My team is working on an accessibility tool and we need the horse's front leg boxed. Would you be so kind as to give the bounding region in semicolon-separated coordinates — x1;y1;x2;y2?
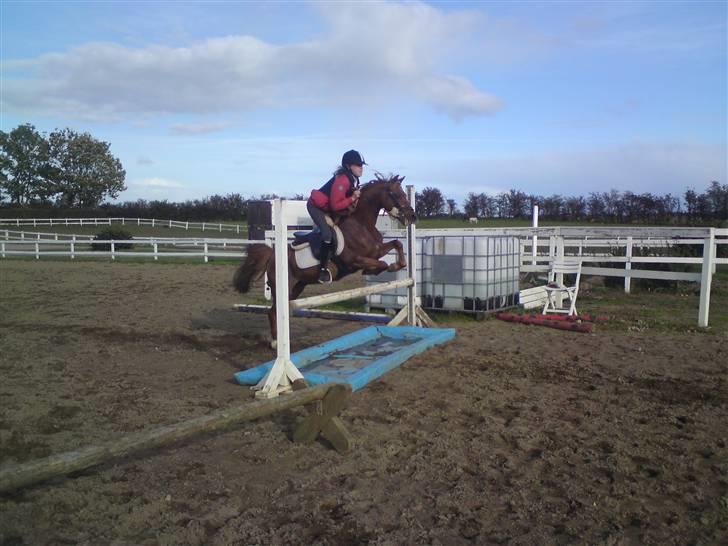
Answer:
379;239;406;272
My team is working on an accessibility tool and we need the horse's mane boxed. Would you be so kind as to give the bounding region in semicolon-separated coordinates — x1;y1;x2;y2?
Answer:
360;173;403;192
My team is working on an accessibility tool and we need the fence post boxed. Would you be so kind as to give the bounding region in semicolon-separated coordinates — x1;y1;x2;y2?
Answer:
625;236;633;294
554;233;565;307
71;237;76;260
202;222;206;232
35;242;39;260
111;242;115;261
204;242;209;263
698;231;716;328
531;205;538;266
1;242;5;258
154;243;158;261
169;220;172;228
548;235;555;265
186;221;189;230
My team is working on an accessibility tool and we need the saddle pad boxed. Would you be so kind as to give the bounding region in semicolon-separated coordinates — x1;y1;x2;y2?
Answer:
293;225;345;269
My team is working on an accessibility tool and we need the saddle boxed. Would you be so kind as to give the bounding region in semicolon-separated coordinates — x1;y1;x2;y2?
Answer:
291;225;345;269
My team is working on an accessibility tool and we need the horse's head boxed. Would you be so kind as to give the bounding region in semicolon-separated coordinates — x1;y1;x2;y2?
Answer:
364;174;417;225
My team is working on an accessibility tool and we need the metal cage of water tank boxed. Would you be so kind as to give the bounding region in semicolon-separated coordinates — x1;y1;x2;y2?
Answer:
365;234;520;313
421;235;520;312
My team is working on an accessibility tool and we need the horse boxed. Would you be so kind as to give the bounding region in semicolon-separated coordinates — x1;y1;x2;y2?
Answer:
233;174;417;347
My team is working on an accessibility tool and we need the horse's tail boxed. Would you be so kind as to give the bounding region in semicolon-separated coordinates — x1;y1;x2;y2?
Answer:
233;244;273;294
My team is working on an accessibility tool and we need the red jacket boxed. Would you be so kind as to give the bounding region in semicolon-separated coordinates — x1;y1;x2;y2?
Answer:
310;173;356;212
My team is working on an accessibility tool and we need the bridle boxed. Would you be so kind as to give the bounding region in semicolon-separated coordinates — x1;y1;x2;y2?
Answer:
386;185;414;221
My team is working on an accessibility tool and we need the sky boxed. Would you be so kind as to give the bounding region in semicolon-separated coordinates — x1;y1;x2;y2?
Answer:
1;0;726;207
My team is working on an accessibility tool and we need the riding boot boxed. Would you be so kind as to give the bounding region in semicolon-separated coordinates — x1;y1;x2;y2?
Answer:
318;241;332;284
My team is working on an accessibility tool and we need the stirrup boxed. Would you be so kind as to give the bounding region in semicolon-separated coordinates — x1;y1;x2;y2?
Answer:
318;268;332;284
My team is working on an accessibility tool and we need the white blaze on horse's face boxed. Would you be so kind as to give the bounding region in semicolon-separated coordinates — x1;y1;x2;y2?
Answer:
389;206;400;220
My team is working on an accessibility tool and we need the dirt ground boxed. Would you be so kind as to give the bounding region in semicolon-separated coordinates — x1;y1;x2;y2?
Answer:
0;260;726;546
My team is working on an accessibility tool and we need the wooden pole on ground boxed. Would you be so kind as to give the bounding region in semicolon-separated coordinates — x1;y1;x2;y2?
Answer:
0;383;352;494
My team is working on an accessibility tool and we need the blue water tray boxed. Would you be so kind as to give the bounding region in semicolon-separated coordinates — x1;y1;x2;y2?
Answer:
234;326;456;392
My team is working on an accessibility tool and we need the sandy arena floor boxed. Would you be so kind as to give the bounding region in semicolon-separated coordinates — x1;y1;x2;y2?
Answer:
0;260;726;545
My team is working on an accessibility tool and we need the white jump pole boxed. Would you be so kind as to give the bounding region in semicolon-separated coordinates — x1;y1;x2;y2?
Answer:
532;205;539;266
406;185;417;326
252;199;303;399
290;278;413;310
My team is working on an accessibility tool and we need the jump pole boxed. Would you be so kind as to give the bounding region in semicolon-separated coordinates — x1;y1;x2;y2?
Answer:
233;304;392;324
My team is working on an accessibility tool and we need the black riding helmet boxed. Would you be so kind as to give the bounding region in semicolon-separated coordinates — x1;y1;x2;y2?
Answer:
342;150;366;167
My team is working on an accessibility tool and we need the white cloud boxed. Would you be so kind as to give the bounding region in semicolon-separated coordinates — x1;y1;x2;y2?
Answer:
132;177;185;189
2;1;502;121
169;122;232;135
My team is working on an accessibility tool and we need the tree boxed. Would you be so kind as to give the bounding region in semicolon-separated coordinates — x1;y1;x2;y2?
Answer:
541;194;563;219
564;196;587;220
477;193;496;217
416;187;445;217
705;181;728;219
587;192;606;220
47;128;126;207
506;189;529;218
495;192;509;218
0;124;52;204
684;188;698;220
463;193;479;217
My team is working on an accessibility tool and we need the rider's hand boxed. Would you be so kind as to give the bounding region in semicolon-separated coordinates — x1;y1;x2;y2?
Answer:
353;189;361;200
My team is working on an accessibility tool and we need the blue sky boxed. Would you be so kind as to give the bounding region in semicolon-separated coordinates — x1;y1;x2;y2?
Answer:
1;0;726;206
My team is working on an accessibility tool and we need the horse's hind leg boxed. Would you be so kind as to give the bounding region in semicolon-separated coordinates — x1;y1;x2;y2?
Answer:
267;279;307;350
291;281;306;300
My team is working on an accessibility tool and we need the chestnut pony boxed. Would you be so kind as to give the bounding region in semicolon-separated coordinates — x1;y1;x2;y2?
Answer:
233;174;416;346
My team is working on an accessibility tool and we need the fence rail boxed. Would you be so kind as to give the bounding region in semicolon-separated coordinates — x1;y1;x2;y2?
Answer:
2;221;726;326
0;238;249;262
0;217;246;234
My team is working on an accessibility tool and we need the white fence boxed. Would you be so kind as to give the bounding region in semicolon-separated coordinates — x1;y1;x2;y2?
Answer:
1;220;726;326
390;225;726;328
0;217;246;234
0;237;249;262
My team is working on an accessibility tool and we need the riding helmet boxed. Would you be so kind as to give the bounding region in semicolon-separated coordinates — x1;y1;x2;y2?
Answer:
342;150;366;167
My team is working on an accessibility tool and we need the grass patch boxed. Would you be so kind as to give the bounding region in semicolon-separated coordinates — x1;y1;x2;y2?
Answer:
416;218;645;229
579;281;728;334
